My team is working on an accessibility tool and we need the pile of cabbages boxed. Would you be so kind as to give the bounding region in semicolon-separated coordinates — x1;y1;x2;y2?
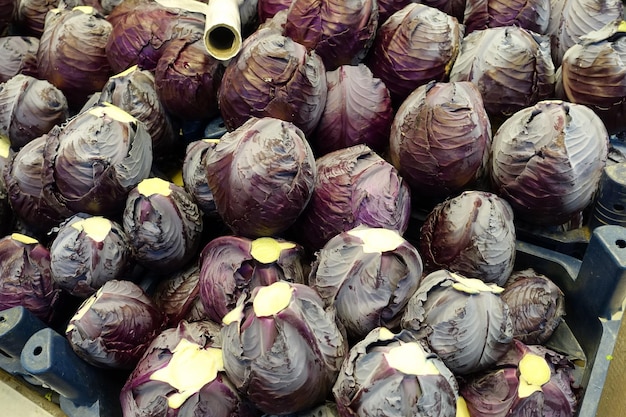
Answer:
0;0;623;416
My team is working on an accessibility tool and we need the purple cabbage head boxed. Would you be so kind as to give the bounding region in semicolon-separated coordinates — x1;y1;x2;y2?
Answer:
401;269;514;375
309;225;423;341
205;117;317;238
199;235;308;323
419;190;517;285
120;320;260;417
218;27;327;137
0;233;61;324
449;26;555;118
463;0;551;35
333;327;459;417
460;339;578;417
366;3;463;105
313;64;393;156
389;81;492;200
295;144;411;251
283;0;379;71
220;281;348;415
65;279;164;369
490;100;609;226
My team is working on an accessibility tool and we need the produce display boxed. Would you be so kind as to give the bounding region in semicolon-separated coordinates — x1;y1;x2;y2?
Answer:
0;0;624;416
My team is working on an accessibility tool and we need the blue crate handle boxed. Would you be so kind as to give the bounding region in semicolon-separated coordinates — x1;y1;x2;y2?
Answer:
0;306;47;379
20;328;124;417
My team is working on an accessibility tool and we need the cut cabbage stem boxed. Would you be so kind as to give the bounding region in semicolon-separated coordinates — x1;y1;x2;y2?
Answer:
138;177;172;197
11;233;38;245
71;216;112;243
385;342;440;376
88;102;137;124
112;65;139;78
456;397;471;417
451;273;504;295
253;281;293;317
150;339;224;409
251;237;296;264
518;353;551;398
347;227;404;253
72;5;96;14
0;135;10;158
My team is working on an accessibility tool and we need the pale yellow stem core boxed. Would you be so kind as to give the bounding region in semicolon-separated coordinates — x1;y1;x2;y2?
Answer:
250;237;296;264
11;233;38;245
88;102;137;124
71;216;112;243
0;135;10;158
222;303;245;325
73;5;96;14
202;139;220;144
66;289;102;333
451;273;504;295
385;343;440;376
253;281;293;317
138;177;172;197
456;397;471;417
619;20;626;32
346;227;404;253
150;339;224;409
377;327;396;341
171;170;184;187
113;65;139;78
518;353;551;398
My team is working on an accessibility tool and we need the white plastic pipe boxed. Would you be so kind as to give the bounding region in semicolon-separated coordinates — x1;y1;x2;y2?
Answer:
154;0;243;61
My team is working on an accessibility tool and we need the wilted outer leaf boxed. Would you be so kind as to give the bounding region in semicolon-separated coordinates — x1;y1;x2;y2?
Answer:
558;21;626;134
221;282;347;415
401;270;513;375
367;3;462;104
548;0;623;66
0;233;60;323
419;191;516;285
490;100;609;226
501;268;565;345
218;27;327;137
0;74;69;148
389;81;491;199
333;327;458;417
296;144;411;251
309;226;423;341
0;36;39;83
464;0;551;35
313;64;393;156
284;0;379;71
205;117;317;238
449;26;555;117
66;279;164;369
